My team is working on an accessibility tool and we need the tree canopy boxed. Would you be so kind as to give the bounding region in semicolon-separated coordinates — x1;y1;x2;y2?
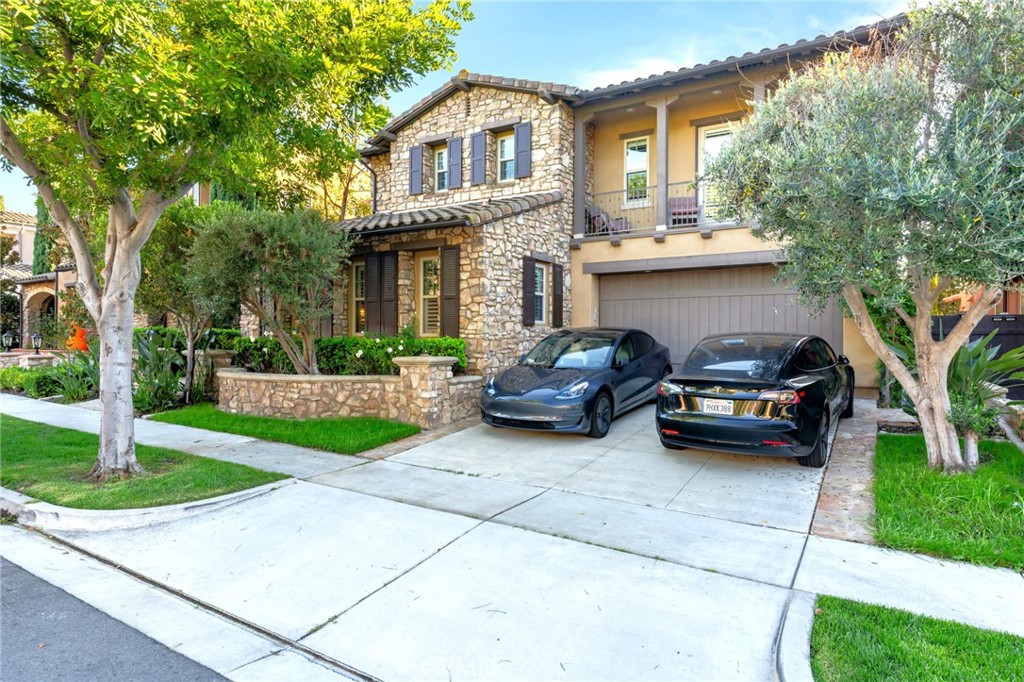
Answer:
711;0;1024;471
0;0;471;479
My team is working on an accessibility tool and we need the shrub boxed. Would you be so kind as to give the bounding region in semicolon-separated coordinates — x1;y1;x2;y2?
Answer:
208;328;241;350
51;348;100;402
134;326;187;351
133;328;185;413
231;335;468;375
0;366;29;391
22;368;62;398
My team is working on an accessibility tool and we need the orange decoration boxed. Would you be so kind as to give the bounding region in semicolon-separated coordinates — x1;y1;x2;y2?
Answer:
66;323;89;352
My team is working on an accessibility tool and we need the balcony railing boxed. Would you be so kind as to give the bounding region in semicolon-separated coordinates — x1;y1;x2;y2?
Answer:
584;180;732;236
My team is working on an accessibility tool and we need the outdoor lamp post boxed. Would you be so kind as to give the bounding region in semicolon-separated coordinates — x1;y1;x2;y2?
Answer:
31;333;42;355
2;331;12;352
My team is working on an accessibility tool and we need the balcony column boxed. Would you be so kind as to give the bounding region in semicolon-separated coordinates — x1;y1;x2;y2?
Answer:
646;95;678;231
573;112;594;238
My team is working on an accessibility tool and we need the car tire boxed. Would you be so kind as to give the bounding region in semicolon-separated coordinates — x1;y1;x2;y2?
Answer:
797;412;830;468
841;383;854;418
587;392;613;439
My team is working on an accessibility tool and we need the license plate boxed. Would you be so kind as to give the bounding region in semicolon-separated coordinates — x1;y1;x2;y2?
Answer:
702;398;734;415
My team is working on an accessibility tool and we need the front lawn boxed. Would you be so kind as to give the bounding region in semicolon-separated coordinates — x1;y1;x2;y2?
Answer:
0;415;287;510
149;403;420;455
873;433;1024;570
811;595;1024;682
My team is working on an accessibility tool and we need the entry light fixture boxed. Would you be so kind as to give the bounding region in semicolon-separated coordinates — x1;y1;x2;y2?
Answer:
2;331;12;352
31;333;42;354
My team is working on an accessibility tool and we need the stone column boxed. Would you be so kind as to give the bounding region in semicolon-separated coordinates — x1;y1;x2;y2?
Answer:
393;355;459;429
572;112;594;238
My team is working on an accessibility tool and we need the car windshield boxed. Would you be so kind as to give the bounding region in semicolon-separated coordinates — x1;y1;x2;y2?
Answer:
685;336;797;379
520;333;616;370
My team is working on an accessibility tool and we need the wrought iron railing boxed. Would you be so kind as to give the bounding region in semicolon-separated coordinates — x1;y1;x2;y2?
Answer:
584;180;733;236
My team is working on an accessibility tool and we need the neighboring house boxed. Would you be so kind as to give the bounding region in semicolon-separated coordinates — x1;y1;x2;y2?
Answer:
338;18;903;383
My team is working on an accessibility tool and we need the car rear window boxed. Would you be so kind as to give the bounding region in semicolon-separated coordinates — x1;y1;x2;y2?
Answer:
684;336;797;379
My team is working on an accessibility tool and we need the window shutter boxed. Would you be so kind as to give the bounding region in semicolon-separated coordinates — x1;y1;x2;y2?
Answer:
514;122;532;179
381;252;398;336
409;145;424;195
470;132;486;185
447;138;462;189
551;263;564;328
522;256;536;327
440;246;460;338
365;254;381;335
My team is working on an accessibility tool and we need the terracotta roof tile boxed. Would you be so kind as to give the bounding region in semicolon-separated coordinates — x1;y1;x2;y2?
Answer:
0;210;35;226
336;190;563;235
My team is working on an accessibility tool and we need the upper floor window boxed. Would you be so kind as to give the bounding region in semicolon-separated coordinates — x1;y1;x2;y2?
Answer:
624;137;649;203
698;124;733;221
434;146;449;192
497;132;515;182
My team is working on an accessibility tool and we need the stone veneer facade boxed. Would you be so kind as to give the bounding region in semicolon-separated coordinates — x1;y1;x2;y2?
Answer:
218;356;482;429
352;85;577;375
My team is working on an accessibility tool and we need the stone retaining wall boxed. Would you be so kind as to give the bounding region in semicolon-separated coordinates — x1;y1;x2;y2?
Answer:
217;356;482;429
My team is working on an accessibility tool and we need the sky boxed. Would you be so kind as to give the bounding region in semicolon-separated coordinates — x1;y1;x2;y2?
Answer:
1;0;909;216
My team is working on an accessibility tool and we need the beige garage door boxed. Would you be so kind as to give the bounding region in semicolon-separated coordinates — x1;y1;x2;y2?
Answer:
599;265;843;365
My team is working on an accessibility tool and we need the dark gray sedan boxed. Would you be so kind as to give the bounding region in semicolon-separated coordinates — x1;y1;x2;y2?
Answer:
481;328;671;438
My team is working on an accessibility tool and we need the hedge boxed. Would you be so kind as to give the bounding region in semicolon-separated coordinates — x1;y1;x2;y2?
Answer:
132;326;240;351
232;335;468;375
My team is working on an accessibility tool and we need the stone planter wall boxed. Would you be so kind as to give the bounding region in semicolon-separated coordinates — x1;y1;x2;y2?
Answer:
217;356;482;429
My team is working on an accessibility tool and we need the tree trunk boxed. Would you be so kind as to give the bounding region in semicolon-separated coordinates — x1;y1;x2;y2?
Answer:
913;356;966;472
964;431;979;470
183;331;196;404
92;261;143;481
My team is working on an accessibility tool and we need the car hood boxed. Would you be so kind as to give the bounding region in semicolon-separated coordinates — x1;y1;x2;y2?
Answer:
493;365;593;397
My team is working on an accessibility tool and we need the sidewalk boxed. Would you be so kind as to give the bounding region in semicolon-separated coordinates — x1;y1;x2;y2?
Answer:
2;394;1021;681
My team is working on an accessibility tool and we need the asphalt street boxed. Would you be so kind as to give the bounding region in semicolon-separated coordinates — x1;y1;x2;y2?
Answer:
1;557;226;682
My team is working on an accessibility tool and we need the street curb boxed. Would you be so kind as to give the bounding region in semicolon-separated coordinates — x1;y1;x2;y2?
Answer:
0;479;296;532
776;590;816;682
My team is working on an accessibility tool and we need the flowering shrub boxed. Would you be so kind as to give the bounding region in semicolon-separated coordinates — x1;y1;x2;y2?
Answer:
232;335;467;375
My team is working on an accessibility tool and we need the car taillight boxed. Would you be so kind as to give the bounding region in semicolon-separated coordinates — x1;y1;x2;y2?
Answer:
758;389;804;404
657;381;683;397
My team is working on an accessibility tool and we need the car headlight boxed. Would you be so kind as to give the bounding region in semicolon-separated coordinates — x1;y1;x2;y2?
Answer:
484;376;497;396
555;381;589;400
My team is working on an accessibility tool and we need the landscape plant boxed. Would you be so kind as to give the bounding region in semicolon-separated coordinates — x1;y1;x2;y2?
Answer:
132;328;185;414
0;0;470;479
711;0;1024;472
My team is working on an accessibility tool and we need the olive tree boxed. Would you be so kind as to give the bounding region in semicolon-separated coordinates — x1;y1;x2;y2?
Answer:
0;0;469;479
711;0;1024;472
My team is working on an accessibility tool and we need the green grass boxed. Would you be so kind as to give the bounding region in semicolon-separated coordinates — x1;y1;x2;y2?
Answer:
149;403;420;455
873;433;1024;570
0;415;287;510
811;595;1024;682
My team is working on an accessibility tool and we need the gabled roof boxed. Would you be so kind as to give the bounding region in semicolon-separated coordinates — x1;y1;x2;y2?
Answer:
0;210;36;226
336;190;563;236
362;73;583;154
361;15;906;156
14;262;75;284
578;15;906;102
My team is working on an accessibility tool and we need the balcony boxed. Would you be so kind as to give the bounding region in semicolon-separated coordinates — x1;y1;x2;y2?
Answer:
583;181;733;237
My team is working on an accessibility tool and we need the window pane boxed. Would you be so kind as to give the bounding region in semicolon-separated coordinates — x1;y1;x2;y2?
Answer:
625;139;648;172
498;136;514;160
534;265;546;323
355;301;366;333
353;264;365;299
422;298;440;335
500;159;515;181
435;149;447;170
422;259;440;296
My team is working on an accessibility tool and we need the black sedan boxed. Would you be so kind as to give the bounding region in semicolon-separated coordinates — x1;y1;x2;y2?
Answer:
655;333;854;467
481;328;671;438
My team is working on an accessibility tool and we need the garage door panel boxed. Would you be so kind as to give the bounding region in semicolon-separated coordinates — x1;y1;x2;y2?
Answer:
599;266;842;365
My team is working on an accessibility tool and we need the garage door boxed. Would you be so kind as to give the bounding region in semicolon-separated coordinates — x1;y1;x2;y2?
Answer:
599;265;843;365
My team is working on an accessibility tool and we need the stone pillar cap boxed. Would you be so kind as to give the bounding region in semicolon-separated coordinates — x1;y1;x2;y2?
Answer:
392;355;459;367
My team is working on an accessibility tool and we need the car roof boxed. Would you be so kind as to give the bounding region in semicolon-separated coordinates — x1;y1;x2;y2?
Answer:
698;332;817;344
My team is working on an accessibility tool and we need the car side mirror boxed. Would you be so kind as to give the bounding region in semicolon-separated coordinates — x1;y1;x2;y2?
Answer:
838;355;850;366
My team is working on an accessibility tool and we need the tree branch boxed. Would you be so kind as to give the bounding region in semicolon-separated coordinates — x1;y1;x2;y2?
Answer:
843;283;920;402
937;286;1002;356
0;117;102;322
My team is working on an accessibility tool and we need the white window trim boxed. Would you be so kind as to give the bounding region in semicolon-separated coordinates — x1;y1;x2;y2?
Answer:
434;147;448;192
417;251;441;337
497;132;515;182
697;123;733;223
623;136;651;209
350;260;366;336
534;262;550;325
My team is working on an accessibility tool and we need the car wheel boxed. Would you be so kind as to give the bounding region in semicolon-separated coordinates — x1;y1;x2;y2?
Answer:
587;392;613;439
841;383;854;418
797;412;830;468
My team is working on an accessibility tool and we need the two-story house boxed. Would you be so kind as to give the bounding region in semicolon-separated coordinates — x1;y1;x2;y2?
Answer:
339;18;905;385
